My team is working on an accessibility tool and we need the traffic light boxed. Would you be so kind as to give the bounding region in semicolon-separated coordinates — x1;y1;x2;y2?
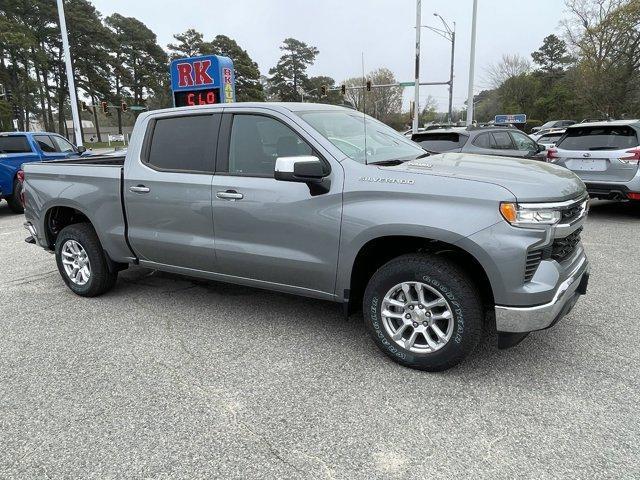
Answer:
366;80;372;92
121;101;128;113
101;101;109;114
341;84;346;95
5;89;12;102
320;85;327;96
12;105;20;119
80;101;87;112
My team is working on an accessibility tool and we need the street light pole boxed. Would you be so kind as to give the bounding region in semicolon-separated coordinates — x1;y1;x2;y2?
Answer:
466;0;478;127
431;13;456;124
56;0;82;146
413;0;421;134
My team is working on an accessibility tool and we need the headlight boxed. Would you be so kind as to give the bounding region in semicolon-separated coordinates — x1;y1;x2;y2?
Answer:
500;202;562;227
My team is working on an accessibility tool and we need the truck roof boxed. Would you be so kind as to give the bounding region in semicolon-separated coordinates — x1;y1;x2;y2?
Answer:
141;102;352;118
0;131;59;136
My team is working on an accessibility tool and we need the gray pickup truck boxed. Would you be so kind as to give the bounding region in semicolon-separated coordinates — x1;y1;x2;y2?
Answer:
22;103;590;371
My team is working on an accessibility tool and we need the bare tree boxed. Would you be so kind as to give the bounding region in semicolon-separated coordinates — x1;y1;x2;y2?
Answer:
563;0;640;116
483;54;531;88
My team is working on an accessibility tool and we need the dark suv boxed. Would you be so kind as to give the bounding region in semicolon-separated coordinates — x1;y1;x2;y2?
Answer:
412;127;547;160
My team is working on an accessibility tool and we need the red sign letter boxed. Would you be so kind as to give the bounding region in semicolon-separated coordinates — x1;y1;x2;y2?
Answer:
177;63;194;87
193;60;213;85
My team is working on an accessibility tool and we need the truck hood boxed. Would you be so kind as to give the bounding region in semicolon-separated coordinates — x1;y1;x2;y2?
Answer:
387;152;586;202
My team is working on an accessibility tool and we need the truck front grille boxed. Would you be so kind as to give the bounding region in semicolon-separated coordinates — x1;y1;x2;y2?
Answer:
524;227;583;282
548;227;583;262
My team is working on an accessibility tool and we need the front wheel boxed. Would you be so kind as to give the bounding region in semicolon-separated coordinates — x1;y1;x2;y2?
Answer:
55;223;118;297
363;254;483;371
6;177;24;214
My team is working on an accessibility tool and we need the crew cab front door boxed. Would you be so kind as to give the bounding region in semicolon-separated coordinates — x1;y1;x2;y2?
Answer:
211;110;343;298
124;112;220;272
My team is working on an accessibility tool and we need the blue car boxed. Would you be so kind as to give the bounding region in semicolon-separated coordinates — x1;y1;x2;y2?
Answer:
0;132;86;213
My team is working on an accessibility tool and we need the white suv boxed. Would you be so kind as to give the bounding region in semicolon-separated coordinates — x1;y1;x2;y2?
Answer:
547;120;640;201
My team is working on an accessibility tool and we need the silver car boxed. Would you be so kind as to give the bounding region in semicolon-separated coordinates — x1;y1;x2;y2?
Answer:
548;120;640;201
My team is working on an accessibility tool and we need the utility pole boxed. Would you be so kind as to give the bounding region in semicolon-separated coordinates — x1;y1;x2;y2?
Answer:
448;25;456;123
56;0;83;146
466;0;478;127
428;13;456;124
413;0;421;134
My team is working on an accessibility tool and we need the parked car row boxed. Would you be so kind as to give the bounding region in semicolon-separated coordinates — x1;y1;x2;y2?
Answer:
411;126;547;160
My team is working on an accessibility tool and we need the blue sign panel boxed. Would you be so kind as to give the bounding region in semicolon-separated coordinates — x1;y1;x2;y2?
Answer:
169;54;236;107
495;114;527;124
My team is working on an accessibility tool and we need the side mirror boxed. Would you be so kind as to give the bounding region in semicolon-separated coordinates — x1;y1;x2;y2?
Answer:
274;156;327;182
77;145;87;154
274;156;330;195
536;143;547;153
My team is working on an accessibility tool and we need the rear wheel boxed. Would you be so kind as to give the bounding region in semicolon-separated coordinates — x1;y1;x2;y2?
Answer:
55;223;118;297
363;254;483;371
6;177;24;214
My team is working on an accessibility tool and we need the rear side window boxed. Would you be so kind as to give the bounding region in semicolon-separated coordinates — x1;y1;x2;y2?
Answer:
413;132;468;152
0;136;31;153
34;135;57;153
472;133;491;149
146;114;220;172
490;131;514;150
557;126;639;151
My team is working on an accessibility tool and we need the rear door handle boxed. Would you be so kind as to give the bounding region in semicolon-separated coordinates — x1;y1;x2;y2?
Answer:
130;185;150;194
216;190;244;200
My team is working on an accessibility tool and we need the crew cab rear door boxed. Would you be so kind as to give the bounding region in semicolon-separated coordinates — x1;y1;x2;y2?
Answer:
123;112;220;272
210;109;343;298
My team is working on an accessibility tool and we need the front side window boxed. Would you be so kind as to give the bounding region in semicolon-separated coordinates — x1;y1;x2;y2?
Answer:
0;135;31;153
34;135;57;153
228;115;312;176
147;114;219;172
51;135;76;153
491;131;514;150
297;110;425;164
511;132;537;151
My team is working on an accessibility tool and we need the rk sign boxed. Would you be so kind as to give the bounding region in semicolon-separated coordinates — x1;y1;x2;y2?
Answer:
169;54;236;107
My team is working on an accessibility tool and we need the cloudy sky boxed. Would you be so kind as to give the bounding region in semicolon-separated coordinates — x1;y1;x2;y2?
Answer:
91;0;568;111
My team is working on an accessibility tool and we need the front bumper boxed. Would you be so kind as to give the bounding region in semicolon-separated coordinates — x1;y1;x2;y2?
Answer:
495;255;589;333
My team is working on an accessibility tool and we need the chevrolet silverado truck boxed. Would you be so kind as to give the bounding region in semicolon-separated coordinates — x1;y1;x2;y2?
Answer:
0;131;86;213
22;103;590;371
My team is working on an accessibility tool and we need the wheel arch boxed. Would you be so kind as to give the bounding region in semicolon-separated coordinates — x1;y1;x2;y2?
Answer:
344;234;495;315
43;204;94;250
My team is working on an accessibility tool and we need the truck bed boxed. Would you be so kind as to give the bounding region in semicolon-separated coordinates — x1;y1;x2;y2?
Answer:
22;157;134;262
40;153;126;166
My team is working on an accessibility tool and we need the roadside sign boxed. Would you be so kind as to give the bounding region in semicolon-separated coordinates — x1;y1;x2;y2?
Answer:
495;114;527;124
170;54;236;107
399;82;415;87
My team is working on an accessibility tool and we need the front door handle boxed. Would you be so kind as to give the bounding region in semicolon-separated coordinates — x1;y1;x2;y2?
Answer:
130;185;150;194
216;190;244;200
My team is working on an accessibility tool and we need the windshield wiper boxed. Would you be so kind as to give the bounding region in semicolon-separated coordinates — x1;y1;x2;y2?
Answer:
368;159;405;166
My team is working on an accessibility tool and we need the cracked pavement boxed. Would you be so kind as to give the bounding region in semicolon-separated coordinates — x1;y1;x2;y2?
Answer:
0;199;638;479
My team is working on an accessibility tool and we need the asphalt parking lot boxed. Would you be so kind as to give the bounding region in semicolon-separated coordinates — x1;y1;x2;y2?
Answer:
0;200;638;479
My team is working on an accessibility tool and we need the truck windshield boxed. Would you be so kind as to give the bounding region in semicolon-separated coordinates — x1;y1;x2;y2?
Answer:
297;110;425;164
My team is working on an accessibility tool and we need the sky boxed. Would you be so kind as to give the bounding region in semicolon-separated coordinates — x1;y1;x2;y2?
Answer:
90;0;569;111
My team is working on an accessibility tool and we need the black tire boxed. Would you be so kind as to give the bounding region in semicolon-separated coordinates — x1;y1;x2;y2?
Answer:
363;254;483;372
55;223;118;297
6;177;24;214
